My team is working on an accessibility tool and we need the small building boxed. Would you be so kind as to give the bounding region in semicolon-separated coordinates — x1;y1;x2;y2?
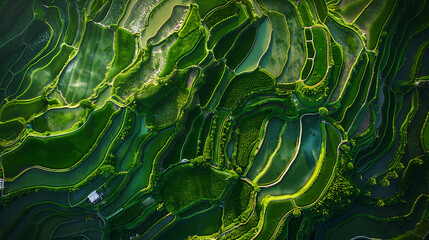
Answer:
88;190;102;205
0;179;4;190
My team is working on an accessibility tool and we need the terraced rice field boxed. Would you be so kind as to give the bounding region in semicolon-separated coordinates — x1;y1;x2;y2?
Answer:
0;0;428;239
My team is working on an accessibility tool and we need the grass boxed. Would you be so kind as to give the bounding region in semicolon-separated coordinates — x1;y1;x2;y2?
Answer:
58;22;114;104
295;124;339;206
305;28;327;86
0;120;24;143
301;59;312;79
19;44;75;99
31;107;86;133
160;165;231;214
340;0;371;23
0;96;59;122
219;69;275;109
196;0;227;18
341;53;374;130
305;28;312;40
256;200;294;240
199;61;225;107
307;41;315;58
355;0;395;50
1;101;116;178
112;49;146;98
160;5;203;77
138;69;191;127
64;1;78;45
181;113;204;159
422;113;429;151
226;25;257;70
108;27;136;79
297;2;314;27
205;1;240;29
236;109;271;168
213;21;247;59
208;5;248;50
332;53;368;123
312;0;328;22
223;180;254;226
177;34;208;69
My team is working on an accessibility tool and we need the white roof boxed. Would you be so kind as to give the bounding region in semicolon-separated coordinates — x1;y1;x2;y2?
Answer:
0;179;4;189
88;190;100;203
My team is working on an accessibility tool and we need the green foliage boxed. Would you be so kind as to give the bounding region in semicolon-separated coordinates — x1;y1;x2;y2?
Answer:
307;41;315;58
219;69;275;108
301;59;312;79
306;28;328;86
79;99;94;110
293;208;302;217
422;113;429;151
346;35;358;53
213;22;246;59
179;4;201;38
376;199;385;207
318;107;328;118
99;164;115;177
190;156;210;168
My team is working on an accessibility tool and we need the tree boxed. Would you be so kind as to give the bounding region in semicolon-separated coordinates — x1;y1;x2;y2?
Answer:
376;199;385;207
191;156;209;168
347;162;354;171
368;177;377;185
79;99;94;109
381;178;390;187
318;107;328;118
99;164;115;177
293;208;302;217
